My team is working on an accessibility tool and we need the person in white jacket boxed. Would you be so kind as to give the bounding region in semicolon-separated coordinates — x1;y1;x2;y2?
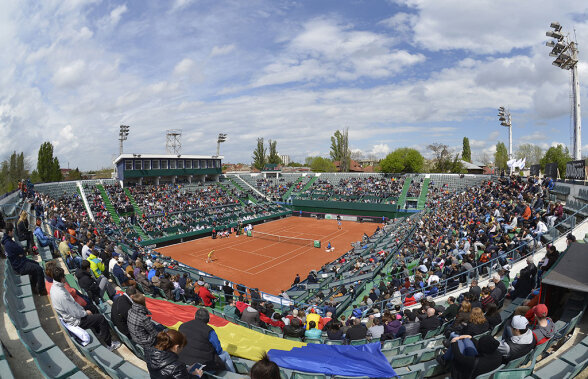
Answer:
50;266;121;351
532;220;548;244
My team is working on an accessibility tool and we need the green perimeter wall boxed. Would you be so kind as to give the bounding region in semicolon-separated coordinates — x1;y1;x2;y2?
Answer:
291;199;399;218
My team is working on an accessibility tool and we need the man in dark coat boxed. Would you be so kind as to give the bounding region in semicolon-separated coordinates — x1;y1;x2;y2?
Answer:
511;257;537;299
111;286;136;338
2;223;46;295
282;318;305;340
178;308;235;373
346;318;368;342
419;307;441;337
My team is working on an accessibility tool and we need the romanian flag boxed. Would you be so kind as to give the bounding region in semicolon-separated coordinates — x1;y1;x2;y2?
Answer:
144;296;305;360
145;297;396;377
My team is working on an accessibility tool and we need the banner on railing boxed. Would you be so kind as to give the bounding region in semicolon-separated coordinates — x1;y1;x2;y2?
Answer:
530;164;541;177
544;163;559;180
566;160;586;180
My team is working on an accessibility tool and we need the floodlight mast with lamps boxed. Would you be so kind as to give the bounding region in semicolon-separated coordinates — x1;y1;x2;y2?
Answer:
119;125;130;155
216;133;227;156
546;21;581;160
498;107;513;175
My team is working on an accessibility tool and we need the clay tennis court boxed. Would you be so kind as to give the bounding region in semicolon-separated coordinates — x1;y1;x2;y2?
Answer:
156;217;379;294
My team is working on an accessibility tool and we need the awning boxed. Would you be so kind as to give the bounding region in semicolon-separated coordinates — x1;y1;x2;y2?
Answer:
541;242;588;293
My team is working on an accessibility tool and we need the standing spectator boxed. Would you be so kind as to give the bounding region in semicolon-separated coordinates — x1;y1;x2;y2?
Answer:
16;211;34;253
50;267;121;351
128;293;161;348
111;286;137;338
222;281;234;303
2;223;46;295
511;256;537;300
178;308;235;373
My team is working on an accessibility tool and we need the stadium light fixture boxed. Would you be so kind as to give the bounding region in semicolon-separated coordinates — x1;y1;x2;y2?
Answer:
119;125;130;156
545;21;581;160
216;133;227;157
498;107;513;175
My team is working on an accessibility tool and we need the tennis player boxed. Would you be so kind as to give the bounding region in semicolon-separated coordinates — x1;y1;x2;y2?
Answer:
325;242;335;252
206;249;216;263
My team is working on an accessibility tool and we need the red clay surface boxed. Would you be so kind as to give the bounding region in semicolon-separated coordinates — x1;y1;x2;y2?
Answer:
156;217;379;294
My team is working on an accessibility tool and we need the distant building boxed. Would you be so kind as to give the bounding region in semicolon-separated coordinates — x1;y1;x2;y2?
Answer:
460;160;485;175
280;154;290;165
113;153;222;186
333;159;376;173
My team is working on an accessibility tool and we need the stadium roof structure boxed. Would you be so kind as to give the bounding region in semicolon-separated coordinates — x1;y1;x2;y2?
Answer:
542;242;588;293
113;153;224;165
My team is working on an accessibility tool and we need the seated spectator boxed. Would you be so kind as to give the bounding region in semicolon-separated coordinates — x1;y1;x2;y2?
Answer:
525;304;556;345
145;329;203;378
178;308;235;373
128;292;161;348
198;281;217;307
403;310;420;336
111;286;137;339
44;260;97;314
305;321;322;340
50;266;121;351
481;286;496;312
59;237;82;269
159;273;174;299
112;257;137;287
441;296;459;321
367;317;384;340
76;260;116;303
33;219;55;254
462;307;490;336
250;353;281;379
16;212;34;253
2;223;46;295
420;307;440;337
283;318;305;340
485;303;502;330
383;313;404;340
440;335;502;378
241;304;261;327
326;322;344;341
346;318;368;342
498;316;535;363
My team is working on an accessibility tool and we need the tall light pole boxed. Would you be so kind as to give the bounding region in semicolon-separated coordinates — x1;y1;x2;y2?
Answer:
119;125;130;155
498;107;513;175
546;21;581;160
216;133;227;156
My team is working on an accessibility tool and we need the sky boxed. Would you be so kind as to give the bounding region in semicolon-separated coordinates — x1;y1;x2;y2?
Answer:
1;0;588;170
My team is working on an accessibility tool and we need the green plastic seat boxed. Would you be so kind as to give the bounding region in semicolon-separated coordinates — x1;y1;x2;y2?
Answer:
394;370;421;379
284;336;302;342
403;334;422;345
390;353;417;368
4;290;35;313
531;359;575;379
0;359;15;379
7;307;41;332
19;328;56;354
382;338;402;349
493;368;533;379
403;341;424;354
290;371;327;379
33;346;80;379
349;338;367;345
114;362;150;378
305;338;322;344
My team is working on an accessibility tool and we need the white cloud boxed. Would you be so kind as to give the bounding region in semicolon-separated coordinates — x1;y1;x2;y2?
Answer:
173;58;195;76
109;5;128;26
210;44;236;57
378;12;416;33
370;143;391;157
52;60;86;87
251;18;425;87
170;0;193;13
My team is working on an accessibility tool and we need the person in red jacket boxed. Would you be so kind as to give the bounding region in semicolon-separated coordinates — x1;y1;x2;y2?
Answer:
197;281;217;307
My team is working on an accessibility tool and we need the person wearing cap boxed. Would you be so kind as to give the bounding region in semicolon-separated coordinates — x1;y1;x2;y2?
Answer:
498;315;535;362
524;304;556;345
108;251;119;274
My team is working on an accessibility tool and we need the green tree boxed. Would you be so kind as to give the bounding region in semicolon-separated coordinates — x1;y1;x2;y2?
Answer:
329;129;350;172
540;144;571;177
306;156;336;172
0;151;30;194
67;168;83;180
462;137;472;163
494;142;508;171
379;148;424;173
251;138;267;170
37;142;63;182
515;143;543;166
428;143;454;172
267;139;282;165
287;162;304;167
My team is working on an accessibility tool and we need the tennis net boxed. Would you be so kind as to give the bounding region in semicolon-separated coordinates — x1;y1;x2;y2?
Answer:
249;230;319;248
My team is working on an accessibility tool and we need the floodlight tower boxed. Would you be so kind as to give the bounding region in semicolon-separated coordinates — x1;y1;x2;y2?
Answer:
546;21;581;160
498;107;513;175
166;129;182;154
119;125;130;155
216;133;227;156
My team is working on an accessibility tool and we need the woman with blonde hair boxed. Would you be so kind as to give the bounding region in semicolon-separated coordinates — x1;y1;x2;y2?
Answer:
17;211;34;253
462;307;490;336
